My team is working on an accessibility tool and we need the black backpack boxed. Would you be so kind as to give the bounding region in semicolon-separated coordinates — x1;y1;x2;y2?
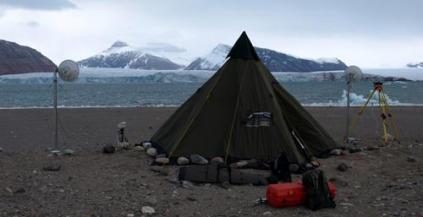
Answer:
268;154;292;184
302;169;336;210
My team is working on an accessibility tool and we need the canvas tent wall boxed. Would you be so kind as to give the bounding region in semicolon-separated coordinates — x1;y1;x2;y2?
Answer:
151;32;338;165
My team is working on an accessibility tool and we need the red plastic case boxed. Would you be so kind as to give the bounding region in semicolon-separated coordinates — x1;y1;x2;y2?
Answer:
266;181;336;208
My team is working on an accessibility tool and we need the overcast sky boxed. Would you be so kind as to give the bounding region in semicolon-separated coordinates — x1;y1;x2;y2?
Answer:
0;0;422;68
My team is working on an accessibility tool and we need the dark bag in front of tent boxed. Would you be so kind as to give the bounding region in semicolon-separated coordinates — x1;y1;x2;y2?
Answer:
229;169;268;186
268;154;292;184
178;164;221;183
302;169;336;210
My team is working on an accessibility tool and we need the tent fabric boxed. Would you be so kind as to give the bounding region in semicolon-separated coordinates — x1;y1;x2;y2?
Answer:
226;31;260;60
151;31;338;165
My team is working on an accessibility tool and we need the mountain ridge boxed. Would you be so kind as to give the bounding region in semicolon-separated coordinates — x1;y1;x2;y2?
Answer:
185;44;347;72
79;41;186;70
0;40;57;75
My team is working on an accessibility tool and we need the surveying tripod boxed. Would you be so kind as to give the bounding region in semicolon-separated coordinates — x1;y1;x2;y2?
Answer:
350;82;400;144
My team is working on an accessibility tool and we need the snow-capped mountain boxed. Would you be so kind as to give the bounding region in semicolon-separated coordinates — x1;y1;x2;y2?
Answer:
140;42;195;65
185;44;347;72
407;62;423;68
184;44;230;71
79;41;185;70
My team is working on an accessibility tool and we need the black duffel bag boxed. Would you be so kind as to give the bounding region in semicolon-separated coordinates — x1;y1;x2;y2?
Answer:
302;169;336;210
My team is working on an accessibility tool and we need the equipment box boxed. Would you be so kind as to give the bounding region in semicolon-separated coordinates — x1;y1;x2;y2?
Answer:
266;181;336;208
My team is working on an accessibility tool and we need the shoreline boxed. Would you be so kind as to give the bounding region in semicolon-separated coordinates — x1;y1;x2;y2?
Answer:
1;107;422;150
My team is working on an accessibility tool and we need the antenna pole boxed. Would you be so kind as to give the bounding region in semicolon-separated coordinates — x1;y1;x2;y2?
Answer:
345;79;351;143
54;69;58;149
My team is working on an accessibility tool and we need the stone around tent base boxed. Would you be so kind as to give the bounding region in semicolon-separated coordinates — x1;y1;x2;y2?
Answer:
134;146;145;152
155;157;170;165
190;154;208;165
146;148;157;157
211;157;224;164
177;157;190;165
143;141;152;149
330;149;342;156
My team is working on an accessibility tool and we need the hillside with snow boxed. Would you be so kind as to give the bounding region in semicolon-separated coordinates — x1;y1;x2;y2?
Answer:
185;44;347;72
79;41;187;70
184;44;230;71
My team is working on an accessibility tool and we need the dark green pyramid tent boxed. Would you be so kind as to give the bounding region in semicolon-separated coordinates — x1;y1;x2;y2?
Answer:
151;32;338;165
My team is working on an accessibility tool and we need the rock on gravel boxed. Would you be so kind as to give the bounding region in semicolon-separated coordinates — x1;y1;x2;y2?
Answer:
263;211;272;216
145;196;158;205
181;180;194;189
186;196;197;201
407;156;417;162
329;177;349;187
5;187;13;195
62;149;74;156
146;148;157;157
366;145;380;151
349;147;362;153
150;166;169;176
337;163;349;172
102;145;115;154
141;206;155;215
42;164;61;172
14;188;25;194
166;177;180;185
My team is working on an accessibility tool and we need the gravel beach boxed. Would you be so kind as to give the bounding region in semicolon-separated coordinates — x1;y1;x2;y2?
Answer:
0;107;422;217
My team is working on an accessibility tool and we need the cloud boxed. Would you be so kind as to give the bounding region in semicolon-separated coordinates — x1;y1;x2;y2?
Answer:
26;21;39;27
0;0;421;67
2;0;76;11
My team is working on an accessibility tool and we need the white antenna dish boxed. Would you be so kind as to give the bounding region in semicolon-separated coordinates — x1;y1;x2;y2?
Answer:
344;65;362;144
58;60;79;82
52;59;80;150
345;65;362;83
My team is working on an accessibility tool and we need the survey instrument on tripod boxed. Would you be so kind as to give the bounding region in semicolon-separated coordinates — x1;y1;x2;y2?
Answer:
349;81;400;144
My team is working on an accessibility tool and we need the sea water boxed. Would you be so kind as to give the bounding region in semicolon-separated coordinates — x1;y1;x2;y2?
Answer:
0;68;422;108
